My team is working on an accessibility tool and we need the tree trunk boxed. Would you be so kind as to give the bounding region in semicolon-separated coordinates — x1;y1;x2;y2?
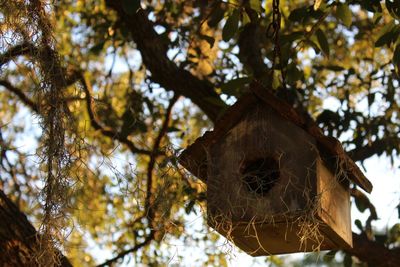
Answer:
0;189;72;266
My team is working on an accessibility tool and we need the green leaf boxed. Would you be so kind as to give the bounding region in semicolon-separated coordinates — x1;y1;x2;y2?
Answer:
286;63;303;85
314;0;323;10
316;29;330;57
208;5;225;27
289;7;308;22
367;92;375;106
249;0;262;13
344;253;352;267
167;126;181;133
122;0;141;15
375;22;397;47
393;44;400;66
205;97;228;107
222;9;240;42
242;10;251;25
336;4;352;27
326;65;345;71
220;77;251;96
185;199;196;215
306;39;321;55
272;70;282;90
375;32;394;47
354;219;363;231
90;41;105;54
375;20;395;47
354;194;369;213
373;12;383;25
280;31;304;45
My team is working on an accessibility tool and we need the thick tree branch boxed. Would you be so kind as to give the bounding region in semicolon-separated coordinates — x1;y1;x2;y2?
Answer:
105;2;226;123
0;189;72;266
347;136;399;162
346;233;400;267
0;80;40;113
0;42;34;67
79;74;156;156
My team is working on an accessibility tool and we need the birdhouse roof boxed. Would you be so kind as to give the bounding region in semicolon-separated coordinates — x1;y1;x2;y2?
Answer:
179;82;373;193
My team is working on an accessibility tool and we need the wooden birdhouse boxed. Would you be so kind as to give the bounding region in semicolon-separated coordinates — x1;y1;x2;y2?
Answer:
179;82;372;256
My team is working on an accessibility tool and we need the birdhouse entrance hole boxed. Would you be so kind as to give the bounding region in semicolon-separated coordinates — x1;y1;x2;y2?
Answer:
240;156;280;196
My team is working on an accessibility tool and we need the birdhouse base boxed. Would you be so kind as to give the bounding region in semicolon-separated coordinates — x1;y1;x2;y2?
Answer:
207;159;353;256
208;213;351;256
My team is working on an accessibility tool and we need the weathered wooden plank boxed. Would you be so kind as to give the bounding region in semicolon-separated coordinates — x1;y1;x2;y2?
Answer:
316;158;352;249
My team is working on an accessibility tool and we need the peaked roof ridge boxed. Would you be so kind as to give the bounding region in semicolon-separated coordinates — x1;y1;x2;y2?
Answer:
180;82;372;193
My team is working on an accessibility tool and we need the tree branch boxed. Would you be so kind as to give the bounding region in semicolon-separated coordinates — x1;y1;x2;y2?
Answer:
105;1;226;123
96;231;155;267
97;95;178;266
0;189;72;266
79;73;156;156
0;80;40;113
347;136;399;162
145;94;179;215
0;42;34;67
346;233;400;267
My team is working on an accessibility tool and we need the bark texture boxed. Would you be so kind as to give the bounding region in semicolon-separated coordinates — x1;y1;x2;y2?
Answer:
0;190;72;267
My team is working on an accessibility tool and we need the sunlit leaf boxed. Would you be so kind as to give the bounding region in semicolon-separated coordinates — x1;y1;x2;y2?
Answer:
336;3;352;27
316;29;330;57
222;9;240;42
249;0;262;13
242;11;251;25
314;0;323;10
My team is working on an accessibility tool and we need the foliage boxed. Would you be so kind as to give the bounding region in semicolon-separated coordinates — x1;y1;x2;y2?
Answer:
1;0;400;266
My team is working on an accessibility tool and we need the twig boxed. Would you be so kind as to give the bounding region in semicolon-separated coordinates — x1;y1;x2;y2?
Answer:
79;73;158;156
97;94;178;267
96;232;155;267
145;94;179;215
0;80;40;113
0;42;35;67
